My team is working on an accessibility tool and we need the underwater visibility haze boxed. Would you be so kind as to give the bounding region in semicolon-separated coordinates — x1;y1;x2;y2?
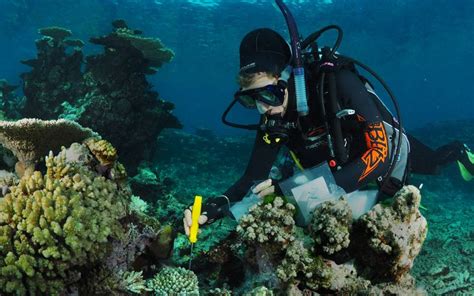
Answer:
0;0;472;295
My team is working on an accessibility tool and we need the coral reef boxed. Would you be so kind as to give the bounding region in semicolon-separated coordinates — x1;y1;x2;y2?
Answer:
0;118;97;176
130;165;164;203
16;21;181;174
0;79;20;119
352;185;428;282
77;20;181;172
237;196;296;256
0;118;177;295
84;137;118;167
147;266;199;295
21;27;85;119
0;145;128;294
276;240;333;289
309;197;352;255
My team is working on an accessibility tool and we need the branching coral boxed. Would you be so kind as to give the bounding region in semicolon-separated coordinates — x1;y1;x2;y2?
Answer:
309;197;352;255
237;196;296;255
0;145;128;295
147;266;199;295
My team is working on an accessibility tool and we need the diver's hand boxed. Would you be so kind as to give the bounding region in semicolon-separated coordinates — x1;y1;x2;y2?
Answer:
183;206;208;236
252;178;277;198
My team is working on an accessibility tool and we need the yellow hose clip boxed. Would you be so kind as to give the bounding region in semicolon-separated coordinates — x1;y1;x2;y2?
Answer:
189;195;202;243
263;133;271;144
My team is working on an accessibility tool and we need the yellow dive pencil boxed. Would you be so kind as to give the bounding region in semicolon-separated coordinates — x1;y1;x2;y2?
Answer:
189;195;202;243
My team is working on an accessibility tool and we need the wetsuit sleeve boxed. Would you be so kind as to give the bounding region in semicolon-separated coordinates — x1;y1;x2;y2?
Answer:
332;69;390;192
200;125;281;224
223;128;281;202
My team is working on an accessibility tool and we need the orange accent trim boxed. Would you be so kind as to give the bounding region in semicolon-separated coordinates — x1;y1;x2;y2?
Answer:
356;114;366;122
359;122;388;182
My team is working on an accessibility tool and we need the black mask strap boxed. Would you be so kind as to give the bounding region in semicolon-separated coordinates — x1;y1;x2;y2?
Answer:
221;97;260;130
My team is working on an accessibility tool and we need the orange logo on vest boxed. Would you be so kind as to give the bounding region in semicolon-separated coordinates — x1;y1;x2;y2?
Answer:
359;122;388;181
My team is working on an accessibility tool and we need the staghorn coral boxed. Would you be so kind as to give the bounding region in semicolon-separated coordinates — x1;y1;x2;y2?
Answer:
147;266;199;295
0;118;97;176
237;196;296;256
0;145;128;295
309;197;352;255
352;185;428;282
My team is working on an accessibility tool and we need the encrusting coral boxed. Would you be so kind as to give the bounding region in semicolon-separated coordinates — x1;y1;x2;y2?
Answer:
352;185;428;282
84;137;118;166
0;143;129;295
309;197;352;255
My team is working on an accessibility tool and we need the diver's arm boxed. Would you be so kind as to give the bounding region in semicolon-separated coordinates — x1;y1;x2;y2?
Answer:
202;127;281;223
332;69;390;192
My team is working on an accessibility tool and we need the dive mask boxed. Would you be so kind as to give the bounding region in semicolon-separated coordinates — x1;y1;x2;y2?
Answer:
235;80;287;110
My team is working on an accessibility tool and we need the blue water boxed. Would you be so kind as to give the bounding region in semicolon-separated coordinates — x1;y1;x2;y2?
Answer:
1;0;473;135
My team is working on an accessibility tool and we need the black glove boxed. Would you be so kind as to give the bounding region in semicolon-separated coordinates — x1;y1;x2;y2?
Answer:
201;195;233;224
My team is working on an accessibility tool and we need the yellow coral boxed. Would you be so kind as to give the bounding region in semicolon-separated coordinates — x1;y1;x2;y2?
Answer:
0;146;129;295
85;138;118;166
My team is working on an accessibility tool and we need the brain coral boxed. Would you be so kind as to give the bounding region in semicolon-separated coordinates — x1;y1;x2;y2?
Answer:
0;145;128;295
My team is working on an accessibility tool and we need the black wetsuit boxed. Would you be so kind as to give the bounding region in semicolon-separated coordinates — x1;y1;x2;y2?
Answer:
203;69;466;222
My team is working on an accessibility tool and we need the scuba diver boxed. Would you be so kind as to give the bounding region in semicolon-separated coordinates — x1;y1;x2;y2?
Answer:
183;0;474;233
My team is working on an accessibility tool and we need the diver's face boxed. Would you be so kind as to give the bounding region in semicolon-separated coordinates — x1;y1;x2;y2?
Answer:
242;73;289;117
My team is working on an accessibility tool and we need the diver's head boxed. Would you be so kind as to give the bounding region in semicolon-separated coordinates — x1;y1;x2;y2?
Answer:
236;72;289;117
239;28;291;75
221;28;295;141
237;28;292;117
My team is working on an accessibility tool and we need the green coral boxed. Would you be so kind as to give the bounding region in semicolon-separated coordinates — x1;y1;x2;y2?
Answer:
147;266;199;295
129;195;150;214
309;197;352;255
119;270;152;294
0;146;128;295
243;286;273;296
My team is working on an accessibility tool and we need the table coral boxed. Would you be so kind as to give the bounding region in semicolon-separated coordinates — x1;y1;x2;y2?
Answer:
309;197;352;255
0;145;128;295
0;119;97;176
352;185;428;282
38;26;72;43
